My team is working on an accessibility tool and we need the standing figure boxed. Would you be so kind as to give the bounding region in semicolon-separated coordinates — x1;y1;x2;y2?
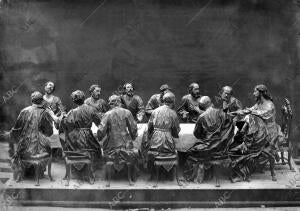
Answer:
61;90;101;179
97;95;138;186
145;84;172;117
10;91;53;182
177;83;204;123
220;86;242;113
84;84;108;118
121;83;145;122
43;81;65;116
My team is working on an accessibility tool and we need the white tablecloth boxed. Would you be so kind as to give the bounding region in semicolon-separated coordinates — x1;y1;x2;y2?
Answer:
51;123;199;152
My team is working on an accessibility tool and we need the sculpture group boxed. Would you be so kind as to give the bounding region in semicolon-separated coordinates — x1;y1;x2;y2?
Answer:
6;81;293;187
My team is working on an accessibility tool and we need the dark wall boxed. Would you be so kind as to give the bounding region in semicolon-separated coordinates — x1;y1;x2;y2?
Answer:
0;0;298;151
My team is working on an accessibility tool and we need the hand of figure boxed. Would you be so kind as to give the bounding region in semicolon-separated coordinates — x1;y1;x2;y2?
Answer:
241;143;248;154
182;112;189;120
243;108;252;114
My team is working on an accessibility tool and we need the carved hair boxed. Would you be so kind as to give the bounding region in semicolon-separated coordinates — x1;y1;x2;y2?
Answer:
255;84;273;101
45;81;55;92
89;84;100;94
71;90;85;105
188;83;199;94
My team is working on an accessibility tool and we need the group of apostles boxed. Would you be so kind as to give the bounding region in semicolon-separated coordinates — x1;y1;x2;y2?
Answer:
7;80;286;185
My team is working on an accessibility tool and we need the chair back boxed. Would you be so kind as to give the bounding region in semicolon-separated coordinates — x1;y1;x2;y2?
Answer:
281;98;293;141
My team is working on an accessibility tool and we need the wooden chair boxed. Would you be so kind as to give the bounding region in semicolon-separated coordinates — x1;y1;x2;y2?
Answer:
184;154;230;187
21;152;53;186
279;98;293;170
62;150;95;186
148;151;182;187
104;155;135;187
59;136;95;186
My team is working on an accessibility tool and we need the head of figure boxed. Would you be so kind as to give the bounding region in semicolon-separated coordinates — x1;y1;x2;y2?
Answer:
44;81;55;95
188;83;200;98
71;90;85;106
159;84;172;98
31;91;44;105
89;84;101;100
123;83;134;97
253;84;272;102
199;96;212;110
163;92;176;109
221;86;233;102
108;94;121;108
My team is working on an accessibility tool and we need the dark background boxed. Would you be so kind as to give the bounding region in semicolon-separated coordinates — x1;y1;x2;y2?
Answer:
0;0;299;153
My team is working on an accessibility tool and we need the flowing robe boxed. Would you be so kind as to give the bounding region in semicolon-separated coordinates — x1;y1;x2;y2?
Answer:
145;94;163;117
177;94;203;123
43;95;65;116
188;107;235;160
249;100;284;147
121;94;145;122
97;106;138;169
183;107;235;181
230;100;284;180
10;104;53;173
84;97;108;119
147;105;180;158
61;104;101;155
222;96;242;113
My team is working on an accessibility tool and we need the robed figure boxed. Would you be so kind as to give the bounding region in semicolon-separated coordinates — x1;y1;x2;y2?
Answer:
10;91;53;180
84;84;108;119
230;85;284;182
145;84;172;117
120;83;145;122
61;90;101;173
184;96;235;183
97;95;138;174
177;83;204;123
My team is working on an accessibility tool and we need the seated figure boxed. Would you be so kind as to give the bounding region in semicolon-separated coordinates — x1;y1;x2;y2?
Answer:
10;91;53;182
61;90;101;180
97;95;138;186
84;84;108;119
145;84;172;118
147;92;180;161
183;96;235;185
177;83;204;123
147;92;181;186
230;84;285;182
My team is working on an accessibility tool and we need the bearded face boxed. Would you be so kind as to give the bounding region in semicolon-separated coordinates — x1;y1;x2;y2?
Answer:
45;82;54;94
191;85;200;98
92;87;101;100
125;84;134;97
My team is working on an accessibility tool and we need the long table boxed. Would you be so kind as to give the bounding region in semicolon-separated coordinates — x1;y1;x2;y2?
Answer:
50;123;199;152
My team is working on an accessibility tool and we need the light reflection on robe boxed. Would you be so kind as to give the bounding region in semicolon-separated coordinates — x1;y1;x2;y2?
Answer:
61;104;101;154
183;107;234;182
230;100;284;180
10;104;53;173
97;106;138;167
147;105;180;157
